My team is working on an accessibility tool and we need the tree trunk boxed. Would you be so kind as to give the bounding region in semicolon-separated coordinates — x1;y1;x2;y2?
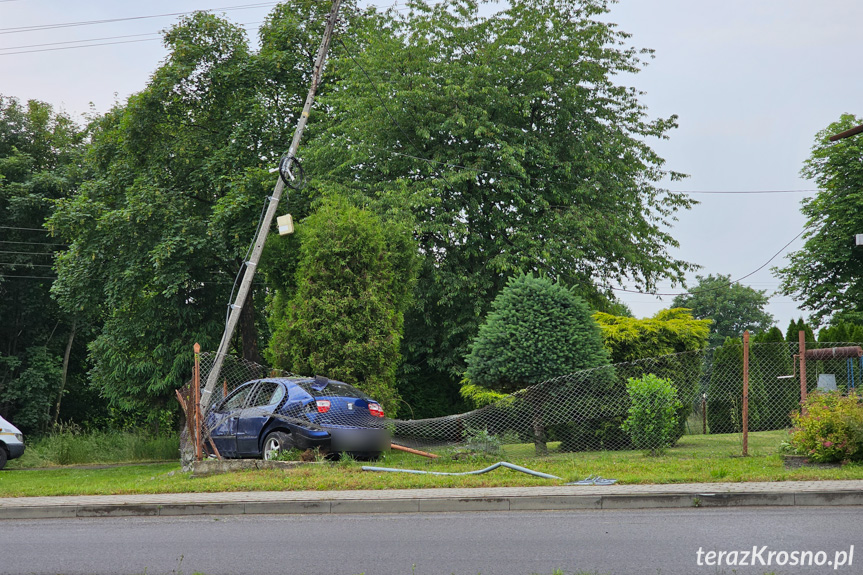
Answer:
52;321;76;428
530;387;548;456
239;289;261;364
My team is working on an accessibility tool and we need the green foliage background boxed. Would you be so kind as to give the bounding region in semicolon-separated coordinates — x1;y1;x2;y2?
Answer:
671;274;774;347
594;308;710;438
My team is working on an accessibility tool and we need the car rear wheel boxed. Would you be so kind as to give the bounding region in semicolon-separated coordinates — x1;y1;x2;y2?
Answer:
262;431;293;461
0;447;8;471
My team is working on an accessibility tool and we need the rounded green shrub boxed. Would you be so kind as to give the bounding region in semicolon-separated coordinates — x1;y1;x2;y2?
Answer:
621;373;682;455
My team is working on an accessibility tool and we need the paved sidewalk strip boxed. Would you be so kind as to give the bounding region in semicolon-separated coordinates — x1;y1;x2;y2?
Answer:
2;480;863;519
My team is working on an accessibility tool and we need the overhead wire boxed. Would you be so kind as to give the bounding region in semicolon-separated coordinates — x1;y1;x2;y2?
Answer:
0;275;57;280
335;33;813;302
608;228;807;298
0;250;54;256
0;20;264;56
0;225;50;232
0;2;277;34
0;239;67;247
361;145;819;196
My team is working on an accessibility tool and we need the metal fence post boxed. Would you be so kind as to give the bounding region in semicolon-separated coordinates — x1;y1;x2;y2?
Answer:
194;342;202;462
799;331;807;407
742;331;749;456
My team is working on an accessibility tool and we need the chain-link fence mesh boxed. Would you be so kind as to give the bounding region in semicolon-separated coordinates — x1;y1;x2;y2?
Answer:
179;342;863;463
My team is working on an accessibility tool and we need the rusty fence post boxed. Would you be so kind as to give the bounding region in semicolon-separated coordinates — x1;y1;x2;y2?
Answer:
799;330;807;408
194;342;202;462
742;330;749;457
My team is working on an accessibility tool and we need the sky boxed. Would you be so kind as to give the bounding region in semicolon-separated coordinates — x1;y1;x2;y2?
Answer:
2;0;861;331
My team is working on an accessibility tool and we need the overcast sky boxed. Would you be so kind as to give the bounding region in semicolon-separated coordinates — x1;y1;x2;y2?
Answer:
2;0;860;331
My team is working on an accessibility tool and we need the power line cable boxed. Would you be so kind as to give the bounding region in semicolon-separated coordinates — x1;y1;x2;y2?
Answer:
0;225;50;232
0;2;277;35
0;262;53;267
0;20;264;56
366;146;819;197
0;30;161;51
0;239;66;246
608;229;806;298
0;37;156;55
0;275;57;280
0;250;54;256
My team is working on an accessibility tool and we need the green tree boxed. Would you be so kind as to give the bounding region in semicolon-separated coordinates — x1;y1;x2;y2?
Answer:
0;96;93;434
265;196;418;415
818;322;863;344
47;6;341;421
465;274;610;454
775;114;863;326
594;308;711;438
671;274;774;347
785;318;815;344
308;0;695;416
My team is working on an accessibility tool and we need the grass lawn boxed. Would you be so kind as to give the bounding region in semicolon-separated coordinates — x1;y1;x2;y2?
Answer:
3;430;863;498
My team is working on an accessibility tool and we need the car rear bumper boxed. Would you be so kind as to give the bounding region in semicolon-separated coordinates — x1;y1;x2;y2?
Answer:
325;426;391;453
290;427;331;451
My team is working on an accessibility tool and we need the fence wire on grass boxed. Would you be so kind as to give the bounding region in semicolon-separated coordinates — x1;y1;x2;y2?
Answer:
179;341;863;464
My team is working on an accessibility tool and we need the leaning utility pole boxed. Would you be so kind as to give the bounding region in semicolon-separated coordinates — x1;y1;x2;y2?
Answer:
200;0;343;412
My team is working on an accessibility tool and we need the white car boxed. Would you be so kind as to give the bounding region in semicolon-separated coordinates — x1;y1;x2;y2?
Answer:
0;415;24;470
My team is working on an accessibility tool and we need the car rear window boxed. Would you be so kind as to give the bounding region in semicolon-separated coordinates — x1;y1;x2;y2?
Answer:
297;380;372;400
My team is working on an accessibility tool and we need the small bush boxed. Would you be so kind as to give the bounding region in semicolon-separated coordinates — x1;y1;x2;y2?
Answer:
461;427;503;456
621;374;682;455
789;391;863;463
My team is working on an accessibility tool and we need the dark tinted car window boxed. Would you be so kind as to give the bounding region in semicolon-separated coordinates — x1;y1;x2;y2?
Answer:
248;382;285;407
297;380;372;400
222;384;254;411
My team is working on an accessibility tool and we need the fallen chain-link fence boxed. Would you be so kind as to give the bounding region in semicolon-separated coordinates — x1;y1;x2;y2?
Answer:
178;340;863;464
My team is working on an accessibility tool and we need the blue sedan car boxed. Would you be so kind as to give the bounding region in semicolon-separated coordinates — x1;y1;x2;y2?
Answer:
205;376;391;460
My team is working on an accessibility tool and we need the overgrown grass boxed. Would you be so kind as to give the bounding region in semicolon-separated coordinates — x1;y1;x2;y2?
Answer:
6;430;179;468
4;430;863;498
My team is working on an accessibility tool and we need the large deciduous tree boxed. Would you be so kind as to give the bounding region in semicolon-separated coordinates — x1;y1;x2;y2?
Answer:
775;114;863;326
307;0;695;413
48;4;347;421
671;274;774;347
0;96;92;433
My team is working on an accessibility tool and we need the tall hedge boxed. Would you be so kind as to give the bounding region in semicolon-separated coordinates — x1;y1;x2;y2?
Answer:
266;196;418;416
749;327;796;431
706;337;743;434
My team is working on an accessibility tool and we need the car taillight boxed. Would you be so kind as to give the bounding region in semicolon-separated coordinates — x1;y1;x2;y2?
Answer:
368;402;384;418
316;400;331;413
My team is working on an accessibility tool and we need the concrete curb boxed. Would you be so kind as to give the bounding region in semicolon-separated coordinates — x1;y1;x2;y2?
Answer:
3;489;863;520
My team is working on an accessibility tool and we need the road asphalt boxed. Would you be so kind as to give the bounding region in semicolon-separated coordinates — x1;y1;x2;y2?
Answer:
3;479;863;520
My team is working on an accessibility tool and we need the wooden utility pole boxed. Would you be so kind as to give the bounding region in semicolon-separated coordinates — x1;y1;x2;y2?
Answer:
200;0;343;412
